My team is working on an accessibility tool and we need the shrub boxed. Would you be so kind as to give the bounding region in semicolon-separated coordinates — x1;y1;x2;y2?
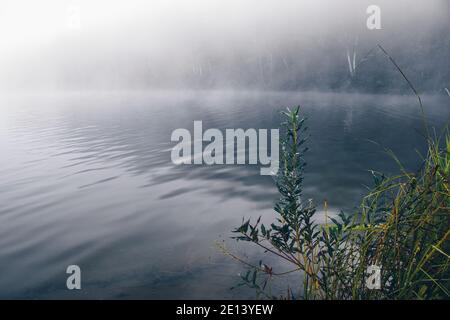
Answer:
222;106;449;300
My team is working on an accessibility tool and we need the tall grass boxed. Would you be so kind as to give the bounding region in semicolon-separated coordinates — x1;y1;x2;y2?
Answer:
221;47;450;300
220;107;449;300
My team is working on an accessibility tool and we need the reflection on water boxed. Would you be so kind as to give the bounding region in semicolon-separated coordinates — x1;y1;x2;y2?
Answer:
0;90;448;299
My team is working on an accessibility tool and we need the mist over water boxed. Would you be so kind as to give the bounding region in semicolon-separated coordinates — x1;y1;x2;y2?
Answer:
0;1;449;299
0;0;449;91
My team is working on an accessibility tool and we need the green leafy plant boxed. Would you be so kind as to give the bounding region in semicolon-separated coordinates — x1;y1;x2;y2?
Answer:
220;44;450;298
219;106;449;299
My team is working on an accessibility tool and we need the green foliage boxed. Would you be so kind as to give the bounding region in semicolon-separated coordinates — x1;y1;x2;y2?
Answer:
226;107;449;300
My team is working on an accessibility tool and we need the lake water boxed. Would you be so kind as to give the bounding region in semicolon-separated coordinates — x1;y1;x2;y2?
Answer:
0;90;448;299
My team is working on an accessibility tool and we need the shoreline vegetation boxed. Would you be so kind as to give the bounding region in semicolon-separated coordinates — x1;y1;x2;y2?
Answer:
219;46;450;300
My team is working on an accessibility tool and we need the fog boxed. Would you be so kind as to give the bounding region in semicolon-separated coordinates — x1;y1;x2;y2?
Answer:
0;0;449;92
0;0;449;300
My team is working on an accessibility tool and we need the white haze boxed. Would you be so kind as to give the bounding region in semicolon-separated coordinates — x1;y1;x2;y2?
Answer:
0;0;448;91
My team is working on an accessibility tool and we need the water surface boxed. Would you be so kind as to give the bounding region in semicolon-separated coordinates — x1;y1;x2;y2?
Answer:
0;90;448;299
